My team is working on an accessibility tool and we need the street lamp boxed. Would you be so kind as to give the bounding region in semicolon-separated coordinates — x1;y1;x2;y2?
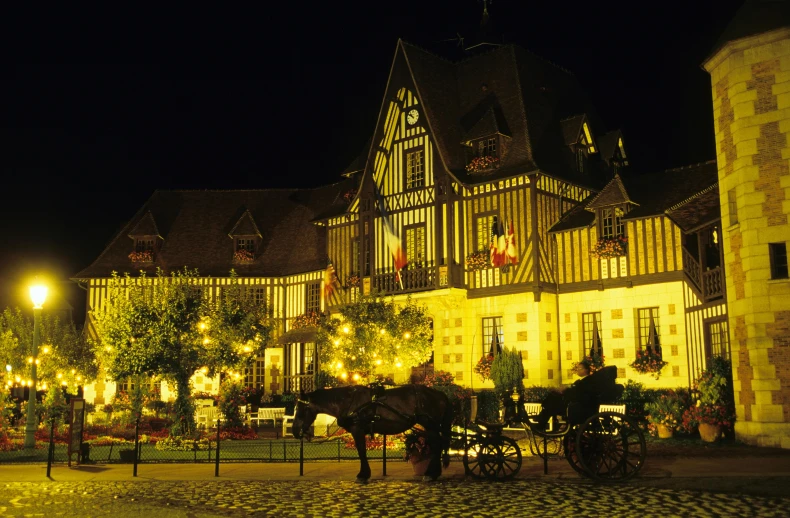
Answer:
24;283;47;449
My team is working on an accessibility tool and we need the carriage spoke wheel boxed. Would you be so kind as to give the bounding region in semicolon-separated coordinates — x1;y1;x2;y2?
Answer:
463;439;497;479
576;411;646;483
563;432;586;476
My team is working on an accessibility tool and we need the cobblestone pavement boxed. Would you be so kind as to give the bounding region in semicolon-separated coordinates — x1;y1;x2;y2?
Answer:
1;479;789;518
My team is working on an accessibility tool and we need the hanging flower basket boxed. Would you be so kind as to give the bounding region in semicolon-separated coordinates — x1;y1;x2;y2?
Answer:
474;354;495;381
591;236;628;259
465;250;490;271
345;273;361;289
630;349;668;379
292;311;321;329
233;249;255;263
465;156;500;173
128;250;154;263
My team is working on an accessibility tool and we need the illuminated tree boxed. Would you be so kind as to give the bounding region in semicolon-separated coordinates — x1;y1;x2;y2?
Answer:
316;295;433;383
0;308;95;394
94;269;272;436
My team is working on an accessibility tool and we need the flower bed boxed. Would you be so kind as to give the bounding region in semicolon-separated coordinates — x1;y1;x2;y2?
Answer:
591;236;628;259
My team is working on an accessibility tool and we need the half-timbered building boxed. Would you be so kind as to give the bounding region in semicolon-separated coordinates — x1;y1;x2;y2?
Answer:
74;38;727;403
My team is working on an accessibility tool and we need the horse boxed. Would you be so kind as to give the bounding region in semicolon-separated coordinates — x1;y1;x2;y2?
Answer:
292;384;454;483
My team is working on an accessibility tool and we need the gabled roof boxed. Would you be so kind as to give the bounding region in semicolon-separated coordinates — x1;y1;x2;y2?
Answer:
127;211;160;238
396;42;605;188
74;182;351;279
228;210;262;238
586;174;632;210
561;115;585;146
665;184;721;233
596;130;623;164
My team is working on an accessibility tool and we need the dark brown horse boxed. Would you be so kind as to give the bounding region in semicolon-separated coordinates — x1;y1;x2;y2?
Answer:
292;385;453;483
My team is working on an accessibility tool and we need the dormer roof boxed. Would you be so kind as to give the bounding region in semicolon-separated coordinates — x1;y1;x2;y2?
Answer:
586;174;632;210
228;210;262;238
460;94;512;140
127;211;161;238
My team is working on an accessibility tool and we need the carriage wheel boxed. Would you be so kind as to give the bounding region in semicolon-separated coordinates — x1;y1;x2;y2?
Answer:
563;432;587;476
575;411;646;482
485;436;522;481
463;438;497;479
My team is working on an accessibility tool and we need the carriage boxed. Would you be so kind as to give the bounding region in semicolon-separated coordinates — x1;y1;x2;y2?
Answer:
458;365;647;482
292;366;646;483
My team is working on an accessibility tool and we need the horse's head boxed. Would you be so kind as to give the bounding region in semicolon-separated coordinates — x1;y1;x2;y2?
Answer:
292;396;318;441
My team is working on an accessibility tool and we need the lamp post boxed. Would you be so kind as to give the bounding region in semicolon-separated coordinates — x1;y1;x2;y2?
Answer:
24;283;47;449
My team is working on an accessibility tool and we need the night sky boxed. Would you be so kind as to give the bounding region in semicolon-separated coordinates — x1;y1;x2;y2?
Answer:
1;0;744;315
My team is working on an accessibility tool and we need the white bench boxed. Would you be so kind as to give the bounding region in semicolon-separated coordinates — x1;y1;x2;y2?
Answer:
251;407;285;426
599;404;626;415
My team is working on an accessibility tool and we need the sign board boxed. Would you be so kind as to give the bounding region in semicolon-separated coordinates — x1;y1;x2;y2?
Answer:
67;398;85;466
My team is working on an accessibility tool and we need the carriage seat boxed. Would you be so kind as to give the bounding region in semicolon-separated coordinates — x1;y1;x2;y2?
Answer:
475;420;506;434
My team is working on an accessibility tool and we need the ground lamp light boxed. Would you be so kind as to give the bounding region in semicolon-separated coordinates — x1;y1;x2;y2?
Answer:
24;283;47;449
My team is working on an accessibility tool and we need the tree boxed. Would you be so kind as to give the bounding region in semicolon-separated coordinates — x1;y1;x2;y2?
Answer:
93;269;272;436
0;308;95;394
316;294;433;383
490;347;524;397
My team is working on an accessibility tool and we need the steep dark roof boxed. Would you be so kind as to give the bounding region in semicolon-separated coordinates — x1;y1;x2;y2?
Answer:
399;42;605;187
587;174;631;210
561;115;584;146
128;212;160;237
596;130;622;164
665;185;721;232
622;161;719;220
74;182;351;279
708;0;790;61
549;193;597;232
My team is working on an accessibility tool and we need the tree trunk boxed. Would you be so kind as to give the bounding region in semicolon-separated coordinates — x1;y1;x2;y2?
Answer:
171;374;195;437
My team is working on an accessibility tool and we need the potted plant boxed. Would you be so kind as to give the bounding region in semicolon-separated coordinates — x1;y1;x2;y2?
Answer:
683;357;735;442
645;391;685;439
403;427;432;475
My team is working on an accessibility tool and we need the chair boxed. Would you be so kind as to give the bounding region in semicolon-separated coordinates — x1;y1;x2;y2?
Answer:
282;413;295;437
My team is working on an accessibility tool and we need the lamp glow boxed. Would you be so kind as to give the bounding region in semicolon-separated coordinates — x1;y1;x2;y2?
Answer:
29;285;48;309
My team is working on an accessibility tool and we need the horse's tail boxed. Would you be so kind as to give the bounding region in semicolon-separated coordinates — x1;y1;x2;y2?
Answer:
441;397;453;469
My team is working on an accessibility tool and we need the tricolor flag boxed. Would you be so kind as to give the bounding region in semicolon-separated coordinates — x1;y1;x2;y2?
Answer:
324;260;341;300
505;220;518;265
374;182;407;285
490;218;506;268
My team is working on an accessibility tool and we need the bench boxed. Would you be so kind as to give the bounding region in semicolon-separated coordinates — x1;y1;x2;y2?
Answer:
251;407;285;426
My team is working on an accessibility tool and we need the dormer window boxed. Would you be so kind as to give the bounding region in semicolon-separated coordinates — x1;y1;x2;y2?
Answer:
234;237;256;263
129;237;155;263
600;206;625;238
127;212;161;264
478;137;497;157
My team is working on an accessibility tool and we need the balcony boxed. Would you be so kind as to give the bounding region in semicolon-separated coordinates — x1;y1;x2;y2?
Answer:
373;261;435;295
682;246;724;302
282;374;315;394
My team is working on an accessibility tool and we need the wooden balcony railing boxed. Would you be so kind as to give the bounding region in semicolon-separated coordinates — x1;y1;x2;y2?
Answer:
702;267;724;300
373;261;435;295
682;247;702;290
282;374;315;395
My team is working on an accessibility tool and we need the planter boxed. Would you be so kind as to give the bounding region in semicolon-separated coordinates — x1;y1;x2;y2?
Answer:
698;423;722;443
656;424;674;439
119;449;137;463
409;455;432;476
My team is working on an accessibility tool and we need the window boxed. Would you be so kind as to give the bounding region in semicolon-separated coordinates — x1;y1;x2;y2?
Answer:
478;137;497;157
601;207;625;238
135;238;155;252
363;236;371;276
583;123;595;153
406;150;424;189
582;312;603;357
576;147;585;173
306;282;321;314
243;358;266;389
236;238;255;253
637;307;661;356
475;214;497;251
770;243;789;279
482;317;504;356
303;343;315;375
247;286;271;316
351;238;360;274
705;319;730;361
405;224;426;267
728;189;738;226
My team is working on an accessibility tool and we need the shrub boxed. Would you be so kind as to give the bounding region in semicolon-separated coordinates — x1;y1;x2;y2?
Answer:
490;347;524;397
521;386;562;404
474;390;500;422
218;379;245;428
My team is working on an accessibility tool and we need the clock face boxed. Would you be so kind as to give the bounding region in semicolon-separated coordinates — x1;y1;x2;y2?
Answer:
407;109;419;125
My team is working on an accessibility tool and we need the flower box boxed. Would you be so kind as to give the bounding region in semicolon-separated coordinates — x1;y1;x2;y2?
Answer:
591;236;628;259
465;250;490;271
630;349;667;379
292;311;321;329
233;249;255;263
465;156;500;173
128;250;154;263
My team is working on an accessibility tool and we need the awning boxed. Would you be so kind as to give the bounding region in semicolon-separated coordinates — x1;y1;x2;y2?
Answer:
276;326;318;345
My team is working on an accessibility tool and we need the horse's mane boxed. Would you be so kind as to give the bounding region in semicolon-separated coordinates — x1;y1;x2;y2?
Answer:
307;386;372;415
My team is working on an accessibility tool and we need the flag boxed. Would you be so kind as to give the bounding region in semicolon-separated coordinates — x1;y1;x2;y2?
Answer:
490;218;506;268
324;261;340;299
505;220;518;265
374;182;407;277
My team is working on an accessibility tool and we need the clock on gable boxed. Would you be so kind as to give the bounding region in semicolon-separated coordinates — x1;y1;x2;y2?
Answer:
406;108;420;126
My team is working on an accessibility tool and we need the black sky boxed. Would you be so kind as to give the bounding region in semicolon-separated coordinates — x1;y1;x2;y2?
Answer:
0;0;744;313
